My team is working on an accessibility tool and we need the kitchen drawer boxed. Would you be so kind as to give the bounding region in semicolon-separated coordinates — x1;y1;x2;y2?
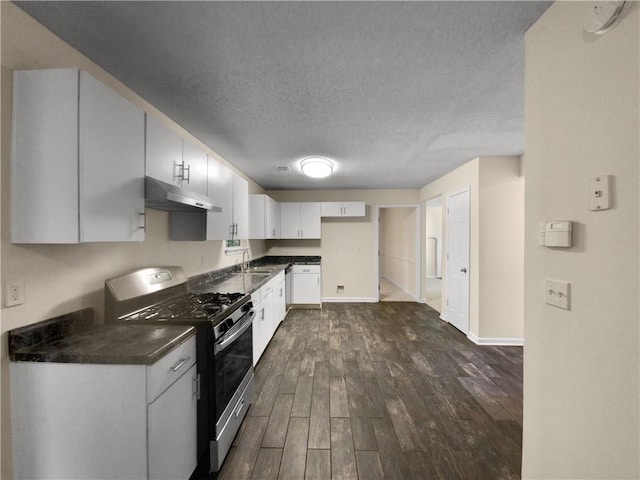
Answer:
292;264;320;274
147;335;196;403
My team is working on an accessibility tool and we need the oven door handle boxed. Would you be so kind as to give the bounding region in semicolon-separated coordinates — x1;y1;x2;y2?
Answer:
214;313;254;355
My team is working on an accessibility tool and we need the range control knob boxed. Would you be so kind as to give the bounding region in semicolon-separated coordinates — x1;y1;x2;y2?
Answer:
242;302;253;313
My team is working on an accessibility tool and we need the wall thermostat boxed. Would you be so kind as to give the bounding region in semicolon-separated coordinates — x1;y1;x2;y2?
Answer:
543;221;572;248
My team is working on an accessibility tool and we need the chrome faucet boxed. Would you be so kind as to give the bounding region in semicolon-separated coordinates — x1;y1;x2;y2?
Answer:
241;249;250;272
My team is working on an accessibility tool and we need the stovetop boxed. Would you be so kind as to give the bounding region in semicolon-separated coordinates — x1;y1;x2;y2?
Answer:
122;292;248;323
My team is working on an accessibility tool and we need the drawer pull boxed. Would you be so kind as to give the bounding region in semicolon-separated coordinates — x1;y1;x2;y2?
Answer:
235;398;245;418
170;357;191;372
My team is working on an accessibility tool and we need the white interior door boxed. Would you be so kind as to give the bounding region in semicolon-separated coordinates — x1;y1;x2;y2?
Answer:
446;189;470;334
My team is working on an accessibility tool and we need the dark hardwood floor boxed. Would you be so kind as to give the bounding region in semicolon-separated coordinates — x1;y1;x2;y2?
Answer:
218;302;523;480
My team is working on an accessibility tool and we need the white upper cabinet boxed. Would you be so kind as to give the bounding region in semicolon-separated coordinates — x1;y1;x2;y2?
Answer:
11;68;145;243
181;139;208;196
320;202;366;217
170;156;249;241
249;194;280;239
146;115;208;196
206;157;249;240
280;203;321;239
233;174;249;240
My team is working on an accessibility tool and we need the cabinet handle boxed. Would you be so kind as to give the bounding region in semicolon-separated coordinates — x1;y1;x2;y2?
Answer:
171;356;191;372
317;276;320;286
193;374;201;400
235;398;245;418
229;224;235;239
174;161;184;181
138;212;146;231
183;164;191;184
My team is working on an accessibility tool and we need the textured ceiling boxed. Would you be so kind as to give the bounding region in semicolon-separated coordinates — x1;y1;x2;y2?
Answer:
16;1;551;190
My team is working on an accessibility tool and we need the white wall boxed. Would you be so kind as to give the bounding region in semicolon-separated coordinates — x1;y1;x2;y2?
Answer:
522;2;639;478
266;190;420;301
0;4;266;477
380;207;417;298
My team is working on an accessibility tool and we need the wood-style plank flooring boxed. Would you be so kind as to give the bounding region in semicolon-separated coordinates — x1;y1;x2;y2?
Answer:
217;303;523;480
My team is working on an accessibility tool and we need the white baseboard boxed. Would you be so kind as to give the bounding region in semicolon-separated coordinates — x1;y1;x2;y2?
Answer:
467;332;524;346
439;313;447;322
380;275;418;300
322;297;378;303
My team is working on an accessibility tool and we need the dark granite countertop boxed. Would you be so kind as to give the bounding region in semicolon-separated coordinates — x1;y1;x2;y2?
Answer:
188;255;321;295
9;308;195;365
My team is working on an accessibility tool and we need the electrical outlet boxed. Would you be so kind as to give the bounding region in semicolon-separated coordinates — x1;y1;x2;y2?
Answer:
5;279;25;307
337;285;344;293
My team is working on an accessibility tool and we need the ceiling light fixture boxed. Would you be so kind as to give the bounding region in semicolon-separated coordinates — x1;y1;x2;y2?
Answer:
300;156;334;179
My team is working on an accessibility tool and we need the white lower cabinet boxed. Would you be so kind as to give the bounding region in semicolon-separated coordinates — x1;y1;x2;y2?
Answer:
252;271;286;365
292;265;322;305
10;337;197;480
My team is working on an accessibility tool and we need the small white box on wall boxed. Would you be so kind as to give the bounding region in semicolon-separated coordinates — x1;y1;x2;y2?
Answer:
544;221;572;247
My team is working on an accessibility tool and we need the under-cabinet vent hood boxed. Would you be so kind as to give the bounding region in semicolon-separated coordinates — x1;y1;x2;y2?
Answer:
144;176;222;212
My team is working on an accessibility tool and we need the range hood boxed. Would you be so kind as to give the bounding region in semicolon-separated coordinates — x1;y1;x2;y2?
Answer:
144;176;222;212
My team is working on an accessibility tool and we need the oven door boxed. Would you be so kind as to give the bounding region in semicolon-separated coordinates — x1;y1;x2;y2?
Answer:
213;311;254;422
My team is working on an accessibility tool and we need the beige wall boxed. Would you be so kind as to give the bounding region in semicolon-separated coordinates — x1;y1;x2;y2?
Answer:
0;4;266;477
425;200;443;278
419;156;524;342
522;2;639;478
380;207;417;298
420;158;480;331
478;156;524;340
267;190;420;301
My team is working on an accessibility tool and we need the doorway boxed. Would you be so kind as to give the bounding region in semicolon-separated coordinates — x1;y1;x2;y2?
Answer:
446;188;470;334
425;196;443;313
376;205;421;302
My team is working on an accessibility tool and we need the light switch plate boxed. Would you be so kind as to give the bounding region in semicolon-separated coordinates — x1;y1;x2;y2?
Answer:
588;175;611;211
545;279;570;310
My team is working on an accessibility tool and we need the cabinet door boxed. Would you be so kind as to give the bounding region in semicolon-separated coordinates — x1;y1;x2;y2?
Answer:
276;279;286;323
182;139;208;196
320;202;343;217
249;195;267;239
11;69;79;243
206;157;234;240
252;299;268;365
292;273;321;304
145;114;183;187
233;174;249;239
342;202;366;217
300;203;321;238
267;197;281;239
79;71;145;242
280;203;301;239
148;364;198;480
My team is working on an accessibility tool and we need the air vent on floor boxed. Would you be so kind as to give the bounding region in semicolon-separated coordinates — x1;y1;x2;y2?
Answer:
274;166;291;173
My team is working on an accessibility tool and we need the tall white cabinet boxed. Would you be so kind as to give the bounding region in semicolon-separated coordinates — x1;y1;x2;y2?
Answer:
11;68;145;243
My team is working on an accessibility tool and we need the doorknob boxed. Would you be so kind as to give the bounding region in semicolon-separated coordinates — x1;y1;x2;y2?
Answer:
460;268;467;273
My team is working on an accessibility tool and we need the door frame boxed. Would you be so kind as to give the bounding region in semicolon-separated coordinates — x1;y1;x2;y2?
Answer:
374;204;422;302
444;187;470;334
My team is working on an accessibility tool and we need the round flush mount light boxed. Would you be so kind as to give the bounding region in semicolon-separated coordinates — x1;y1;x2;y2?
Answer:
300;156;334;178
584;1;626;34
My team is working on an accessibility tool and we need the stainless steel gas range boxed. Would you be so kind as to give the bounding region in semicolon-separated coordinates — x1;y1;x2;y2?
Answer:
105;266;255;474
